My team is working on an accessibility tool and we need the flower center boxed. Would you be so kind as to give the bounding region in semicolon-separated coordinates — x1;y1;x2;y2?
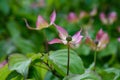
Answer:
66;36;72;41
94;40;99;45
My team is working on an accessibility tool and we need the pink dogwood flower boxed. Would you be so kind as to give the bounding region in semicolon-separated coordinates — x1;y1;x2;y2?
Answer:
100;12;108;25
86;29;109;51
108;12;117;24
100;11;117;25
48;24;83;48
67;12;79;23
90;8;97;16
24;10;56;30
79;11;88;19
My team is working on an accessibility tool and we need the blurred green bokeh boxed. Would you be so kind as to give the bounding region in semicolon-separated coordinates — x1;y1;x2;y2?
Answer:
0;0;120;79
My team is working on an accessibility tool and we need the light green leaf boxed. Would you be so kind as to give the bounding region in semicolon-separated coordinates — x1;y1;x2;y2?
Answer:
8;54;31;78
63;71;101;80
26;53;42;61
98;68;120;80
0;64;11;80
48;49;85;76
105;68;120;80
27;53;47;80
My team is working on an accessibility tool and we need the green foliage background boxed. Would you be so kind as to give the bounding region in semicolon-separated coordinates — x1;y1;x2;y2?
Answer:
0;0;120;80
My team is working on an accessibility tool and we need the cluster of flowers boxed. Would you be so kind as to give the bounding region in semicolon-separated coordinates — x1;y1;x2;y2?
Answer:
67;8;117;25
67;8;97;23
24;10;83;47
0;10;116;68
67;9;120;42
24;10;109;50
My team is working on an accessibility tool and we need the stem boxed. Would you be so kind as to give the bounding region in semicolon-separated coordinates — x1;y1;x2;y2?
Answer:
42;29;49;65
42;29;49;53
93;48;97;71
67;42;70;75
41;59;62;78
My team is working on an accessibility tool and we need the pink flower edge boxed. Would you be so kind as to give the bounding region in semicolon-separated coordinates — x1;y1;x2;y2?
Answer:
50;10;56;25
48;38;62;44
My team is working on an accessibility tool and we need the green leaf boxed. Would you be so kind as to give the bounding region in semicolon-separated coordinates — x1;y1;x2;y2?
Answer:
0;64;11;80
0;40;16;61
8;54;31;78
6;71;23;80
26;53;42;61
63;71;101;80
27;53;47;80
44;71;60;80
28;66;42;80
105;68;120;80
48;49;85;76
98;68;120;80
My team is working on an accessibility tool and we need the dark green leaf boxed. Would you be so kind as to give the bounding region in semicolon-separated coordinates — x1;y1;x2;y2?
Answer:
6;71;23;80
48;49;85;76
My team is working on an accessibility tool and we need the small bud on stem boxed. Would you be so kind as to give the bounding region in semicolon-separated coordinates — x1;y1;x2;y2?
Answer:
66;36;72;42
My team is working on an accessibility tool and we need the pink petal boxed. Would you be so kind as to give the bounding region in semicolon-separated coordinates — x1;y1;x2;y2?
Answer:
72;30;83;44
24;16;49;30
79;11;88;19
100;12;107;24
67;12;78;22
74;35;83;44
118;37;120;42
86;36;96;50
54;24;68;40
90;8;97;16
108;11;117;24
48;38;62;44
96;29;105;40
100;12;106;19
97;33;109;50
0;60;7;68
50;10;56;25
36;15;49;29
70;35;83;48
109;12;117;19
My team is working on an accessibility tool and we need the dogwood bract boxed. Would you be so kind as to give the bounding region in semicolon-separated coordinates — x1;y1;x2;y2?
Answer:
100;11;117;25
48;24;83;48
86;29;109;51
24;10;56;30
